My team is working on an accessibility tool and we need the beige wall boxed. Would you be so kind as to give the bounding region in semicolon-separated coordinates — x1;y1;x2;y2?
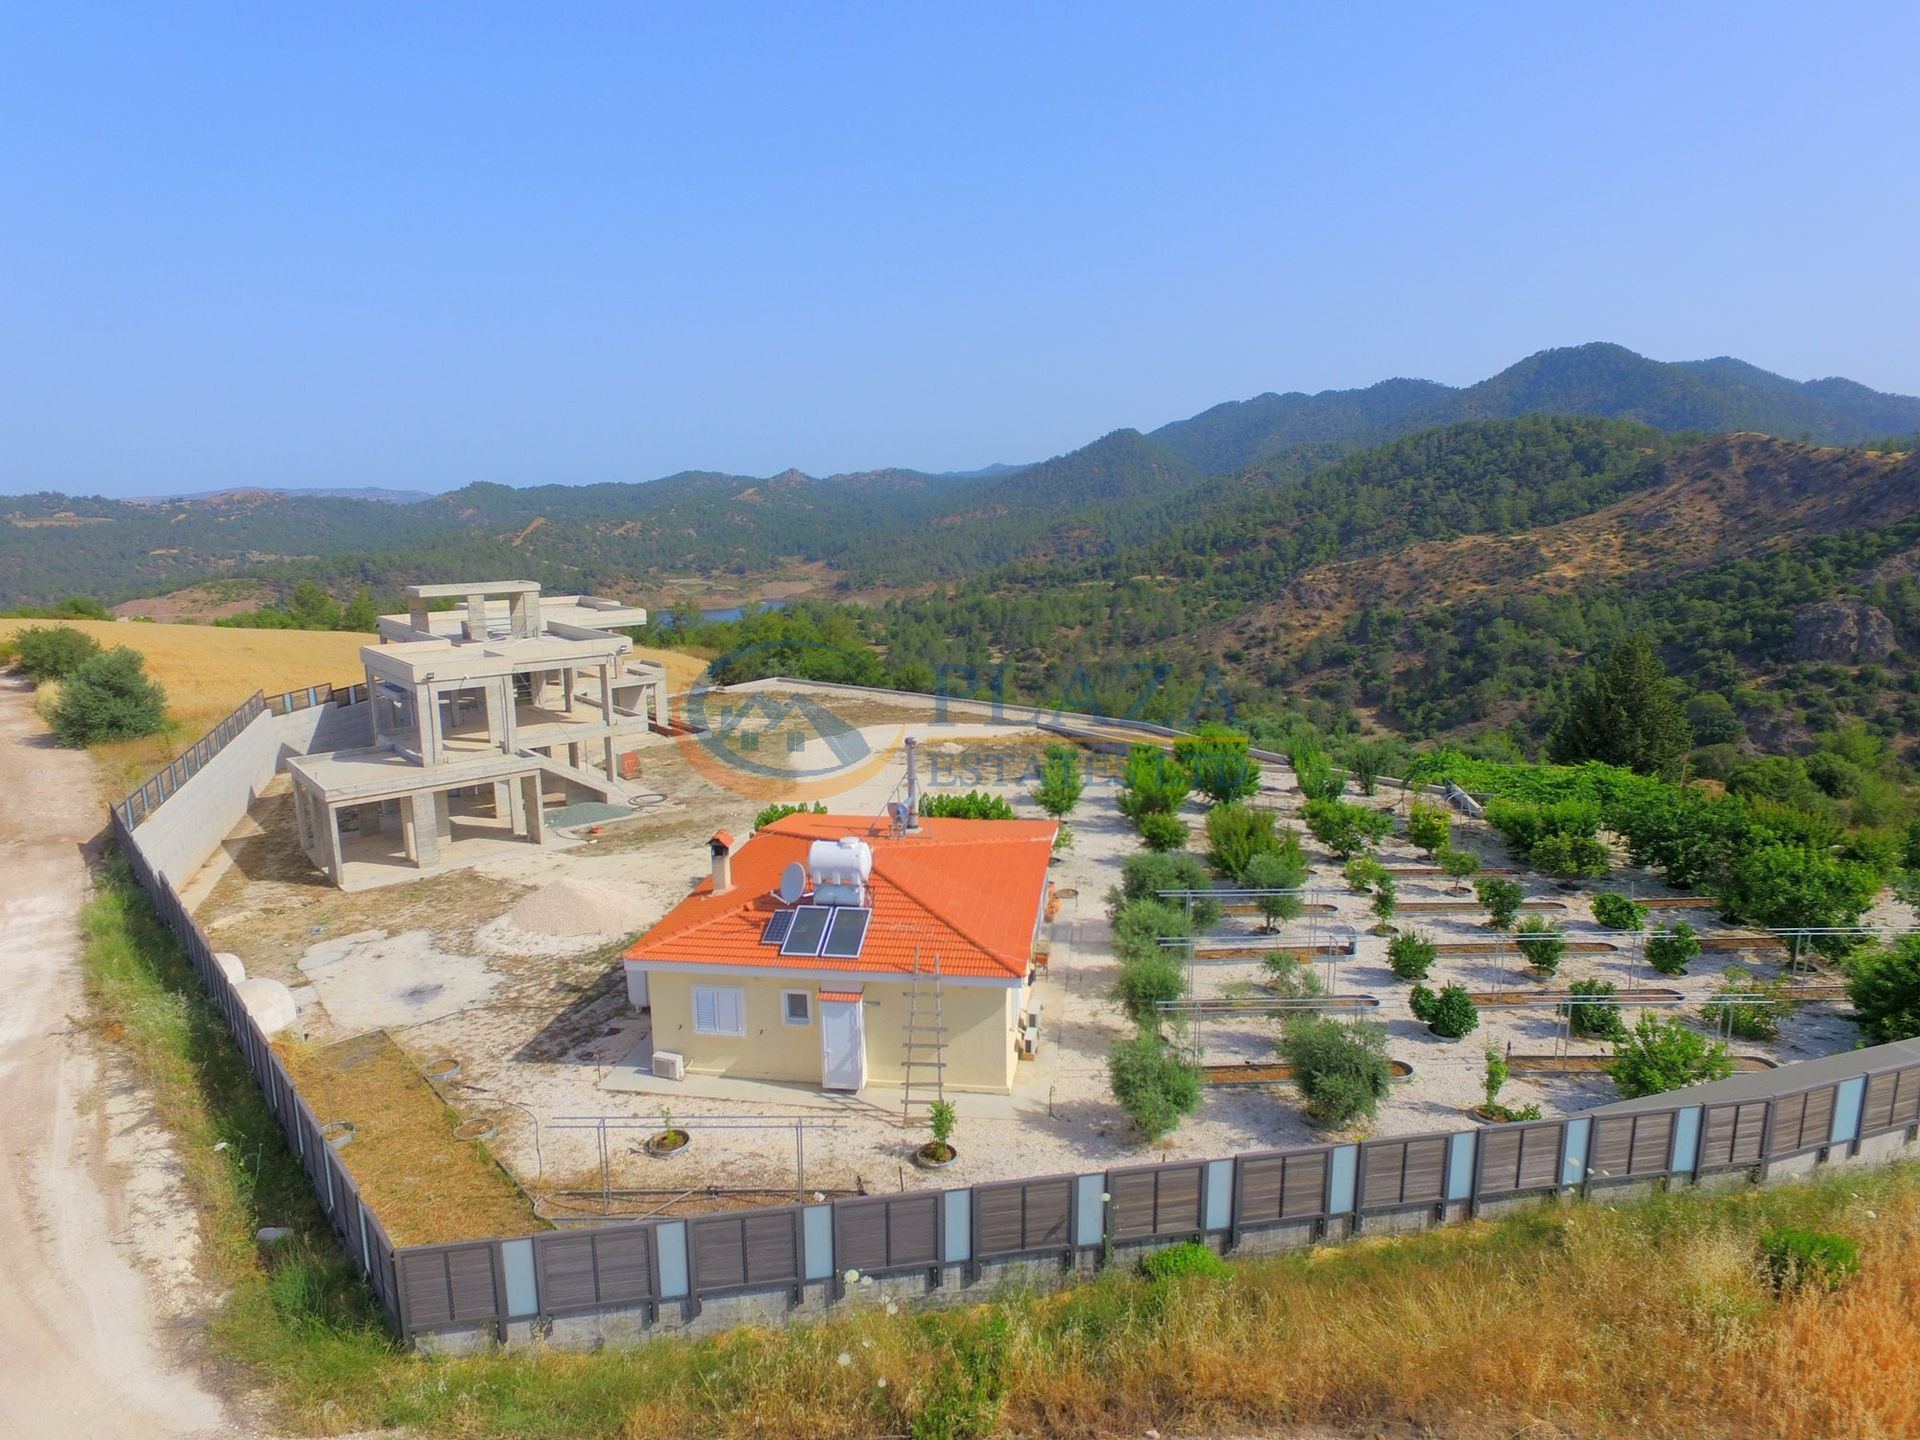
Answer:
639;967;1020;1094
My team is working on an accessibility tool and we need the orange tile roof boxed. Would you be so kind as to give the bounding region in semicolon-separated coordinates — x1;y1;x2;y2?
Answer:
622;813;1058;981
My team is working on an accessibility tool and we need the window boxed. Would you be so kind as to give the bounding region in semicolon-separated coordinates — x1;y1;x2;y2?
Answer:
782;989;812;1026
691;984;746;1037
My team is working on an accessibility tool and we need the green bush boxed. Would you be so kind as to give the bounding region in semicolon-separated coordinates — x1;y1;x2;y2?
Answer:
1514;917;1567;975
1563;978;1627;1041
1206;802;1278;882
1645;921;1701;976
1608;1014;1733;1099
1406;801;1451;858
1759;1227;1860;1294
1303;798;1392;858
1244;846;1307;930
1386;928;1437;982
1411;983;1479;1039
1370;873;1398;929
1529;830;1611;881
1136;812;1189;853
1031;744;1085;821
1290;744;1342;802
1111;899;1191;964
1111;950;1186;1025
1438;846;1481;891
1343;855;1387;893
1108;1029;1202;1141
919;790;1016;820
1279;1016;1393;1127
1846;934;1920;1044
1591;893;1647;930
1178;728;1261;806
1701;965;1794;1041
1139;1240;1230;1282
1475;876;1525;930
753;800;827;830
50;646;167;746
12;624;100;680
1111;852;1220;928
1117;744;1190;819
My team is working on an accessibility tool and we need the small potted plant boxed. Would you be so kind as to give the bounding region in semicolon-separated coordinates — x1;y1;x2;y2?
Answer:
1473;1045;1541;1123
915;1099;958;1169
645;1106;691;1158
1411;982;1479;1040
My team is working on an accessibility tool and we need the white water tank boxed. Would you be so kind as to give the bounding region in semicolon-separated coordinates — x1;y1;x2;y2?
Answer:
807;836;872;906
235;977;298;1037
212;952;246;986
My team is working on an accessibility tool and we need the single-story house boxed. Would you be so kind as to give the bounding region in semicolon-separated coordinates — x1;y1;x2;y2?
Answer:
621;811;1057;1094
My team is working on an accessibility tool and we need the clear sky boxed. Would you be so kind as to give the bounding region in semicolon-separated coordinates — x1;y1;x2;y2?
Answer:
2;2;1915;497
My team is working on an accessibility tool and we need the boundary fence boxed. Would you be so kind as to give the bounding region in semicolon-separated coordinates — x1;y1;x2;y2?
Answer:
99;677;1920;1352
113;691;266;829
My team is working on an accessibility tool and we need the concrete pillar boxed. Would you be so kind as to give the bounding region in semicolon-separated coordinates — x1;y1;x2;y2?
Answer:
598;661;615;723
320;802;346;885
411;794;441;867
466;592;489;639
568;740;584;770
499;676;518;753
409;598;431;632
482;681;507;753
380;798;401;835
507;774;528;835
292;783;313;859
401;795;420;862
521;775;545;844
562;666;575;713
433;790;452;839
418;683;441;766
491;780;512;822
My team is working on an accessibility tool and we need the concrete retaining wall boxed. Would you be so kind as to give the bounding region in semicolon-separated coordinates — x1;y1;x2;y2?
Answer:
126;710;281;886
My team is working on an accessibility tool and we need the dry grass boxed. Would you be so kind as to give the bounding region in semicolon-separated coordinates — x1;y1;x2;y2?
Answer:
277;1030;542;1245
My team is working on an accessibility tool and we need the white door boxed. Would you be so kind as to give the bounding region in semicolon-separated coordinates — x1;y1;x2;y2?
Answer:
820;999;867;1092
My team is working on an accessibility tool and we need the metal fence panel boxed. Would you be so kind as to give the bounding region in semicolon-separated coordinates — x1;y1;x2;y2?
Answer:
1699;1100;1769;1170
397;1245;502;1335
1359;1134;1449;1211
534;1227;659;1316
832;1193;941;1281
687;1208;802;1307
1476;1120;1566;1197
1589;1110;1677;1181
1861;1066;1920;1137
1768;1086;1838;1158
1106;1162;1205;1242
972;1175;1074;1267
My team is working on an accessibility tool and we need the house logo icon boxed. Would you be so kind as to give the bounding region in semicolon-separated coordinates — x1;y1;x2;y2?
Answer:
675;642;904;799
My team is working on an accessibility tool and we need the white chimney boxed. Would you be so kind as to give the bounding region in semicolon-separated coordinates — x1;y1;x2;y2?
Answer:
708;830;735;894
904;735;922;833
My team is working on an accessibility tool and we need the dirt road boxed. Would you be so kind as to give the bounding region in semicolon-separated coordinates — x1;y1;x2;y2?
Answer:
0;675;241;1437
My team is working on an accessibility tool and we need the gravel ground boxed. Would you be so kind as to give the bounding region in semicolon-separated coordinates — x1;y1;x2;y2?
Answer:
191;702;1905;1219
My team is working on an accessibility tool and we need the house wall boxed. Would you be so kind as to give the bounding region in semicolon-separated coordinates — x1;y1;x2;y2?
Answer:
642;969;1020;1094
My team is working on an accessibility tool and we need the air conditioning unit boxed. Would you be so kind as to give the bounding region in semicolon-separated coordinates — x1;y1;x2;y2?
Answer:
652;1050;687;1081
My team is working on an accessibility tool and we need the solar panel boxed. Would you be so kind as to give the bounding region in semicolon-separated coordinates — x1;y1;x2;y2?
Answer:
761;911;795;946
820;906;872;959
779;905;832;957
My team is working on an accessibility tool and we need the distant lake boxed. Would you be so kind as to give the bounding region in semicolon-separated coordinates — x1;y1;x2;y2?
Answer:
662;598;789;626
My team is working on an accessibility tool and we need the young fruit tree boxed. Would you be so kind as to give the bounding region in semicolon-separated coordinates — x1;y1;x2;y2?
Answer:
1608;1014;1733;1099
1406;801;1452;859
1475;876;1525;931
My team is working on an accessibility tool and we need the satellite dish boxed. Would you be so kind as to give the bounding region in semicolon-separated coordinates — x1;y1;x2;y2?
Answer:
778;861;807;905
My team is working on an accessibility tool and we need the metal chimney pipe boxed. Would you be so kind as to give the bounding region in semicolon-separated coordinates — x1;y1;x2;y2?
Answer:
904;735;921;832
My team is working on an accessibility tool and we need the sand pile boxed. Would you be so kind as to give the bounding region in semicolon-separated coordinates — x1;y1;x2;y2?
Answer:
477;876;657;957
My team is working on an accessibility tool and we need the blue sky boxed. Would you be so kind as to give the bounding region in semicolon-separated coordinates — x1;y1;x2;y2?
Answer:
2;3;1915;497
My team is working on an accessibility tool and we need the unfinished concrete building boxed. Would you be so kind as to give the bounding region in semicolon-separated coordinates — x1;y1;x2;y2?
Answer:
286;582;671;887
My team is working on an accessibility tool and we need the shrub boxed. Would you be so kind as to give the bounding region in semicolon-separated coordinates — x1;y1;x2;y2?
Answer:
1117;744;1190;819
1244;849;1306;931
1514;917;1567;975
1139;1240;1230;1282
1386;928;1437;982
1591;892;1647;930
1759;1227;1860;1294
1645;921;1701;976
1847;934;1920;1044
1279;1016;1392;1127
1111;899;1191;964
1108;1028;1202;1141
1479;1046;1542;1122
1475;877;1525;931
920;790;1016;820
1112;852;1220;928
1206;802;1278;882
1406;801;1451;858
1563;978;1627;1041
1701;965;1795;1041
1136;812;1189;853
1411;983;1479;1038
1177;728;1261;806
1608;1014;1733;1099
1344;855;1387;893
1303;798;1392;858
1263;953;1323;997
1370;873;1398;929
1290;744;1342;802
1529;831;1611;882
12;624;100;681
1717;843;1882;960
50;646;167;746
1111;950;1186;1025
1031;744;1085;821
754;800;827;830
925;1100;957;1161
1438;846;1481;892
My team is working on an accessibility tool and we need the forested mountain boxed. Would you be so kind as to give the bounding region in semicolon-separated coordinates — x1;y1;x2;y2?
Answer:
1147;343;1920;475
4;343;1916;661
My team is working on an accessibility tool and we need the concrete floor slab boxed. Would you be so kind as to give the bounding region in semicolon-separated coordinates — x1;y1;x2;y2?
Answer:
297;928;504;1034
